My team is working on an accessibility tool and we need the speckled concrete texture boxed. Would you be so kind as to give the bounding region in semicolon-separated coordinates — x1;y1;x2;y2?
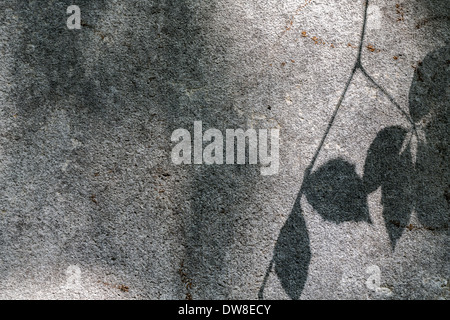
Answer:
0;0;448;299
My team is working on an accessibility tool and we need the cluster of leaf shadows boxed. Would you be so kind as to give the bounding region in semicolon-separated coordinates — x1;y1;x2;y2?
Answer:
259;0;449;300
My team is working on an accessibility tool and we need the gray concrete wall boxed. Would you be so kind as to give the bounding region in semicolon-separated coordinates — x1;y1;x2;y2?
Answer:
0;0;448;299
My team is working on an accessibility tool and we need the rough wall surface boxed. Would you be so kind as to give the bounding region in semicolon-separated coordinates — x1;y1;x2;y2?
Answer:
0;0;448;299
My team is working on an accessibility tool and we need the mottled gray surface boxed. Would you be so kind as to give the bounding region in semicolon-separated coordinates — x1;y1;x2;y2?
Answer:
0;0;448;300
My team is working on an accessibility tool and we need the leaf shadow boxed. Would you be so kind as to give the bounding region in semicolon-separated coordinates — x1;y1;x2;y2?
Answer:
408;46;450;230
273;201;311;300
363;126;414;249
304;158;370;224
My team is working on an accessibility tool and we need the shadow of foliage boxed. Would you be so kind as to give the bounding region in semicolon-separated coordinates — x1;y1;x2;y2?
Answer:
263;46;449;300
409;46;450;230
273;202;311;300
363;126;414;249
259;1;448;300
304;158;370;224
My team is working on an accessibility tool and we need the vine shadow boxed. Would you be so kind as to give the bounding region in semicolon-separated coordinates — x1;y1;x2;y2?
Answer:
259;0;448;299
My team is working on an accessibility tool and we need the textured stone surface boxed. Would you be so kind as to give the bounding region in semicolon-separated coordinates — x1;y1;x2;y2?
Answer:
0;0;448;299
